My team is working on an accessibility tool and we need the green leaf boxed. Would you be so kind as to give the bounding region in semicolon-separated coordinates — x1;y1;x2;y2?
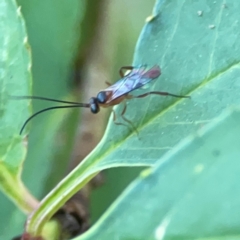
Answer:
26;0;240;237
0;0;37;213
77;108;240;239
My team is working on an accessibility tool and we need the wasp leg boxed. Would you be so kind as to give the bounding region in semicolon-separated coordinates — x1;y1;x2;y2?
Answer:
120;102;139;136
119;66;134;78
112;102;140;139
112;109;130;129
133;91;191;99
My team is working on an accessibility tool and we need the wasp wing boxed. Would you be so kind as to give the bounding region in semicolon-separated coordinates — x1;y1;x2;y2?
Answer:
103;65;161;103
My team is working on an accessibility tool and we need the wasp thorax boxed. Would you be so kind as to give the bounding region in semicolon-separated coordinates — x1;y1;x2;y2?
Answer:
96;91;107;104
90;97;100;114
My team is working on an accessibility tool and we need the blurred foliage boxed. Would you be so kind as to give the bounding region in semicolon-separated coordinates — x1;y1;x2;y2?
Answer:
18;0;86;198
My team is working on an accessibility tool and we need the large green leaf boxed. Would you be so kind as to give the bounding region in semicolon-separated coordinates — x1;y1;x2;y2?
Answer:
0;0;39;238
26;0;240;237
77;108;240;239
0;0;36;213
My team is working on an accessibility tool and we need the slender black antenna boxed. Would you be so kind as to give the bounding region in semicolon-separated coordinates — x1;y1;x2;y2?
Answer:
12;96;81;105
20;104;90;135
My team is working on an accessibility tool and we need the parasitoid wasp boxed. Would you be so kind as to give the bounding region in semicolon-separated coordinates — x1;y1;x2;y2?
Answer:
14;65;190;135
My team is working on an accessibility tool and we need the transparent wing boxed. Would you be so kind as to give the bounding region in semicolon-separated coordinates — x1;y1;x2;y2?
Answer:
103;65;161;103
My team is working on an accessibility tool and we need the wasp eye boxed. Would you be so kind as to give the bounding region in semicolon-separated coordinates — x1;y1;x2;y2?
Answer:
90;97;100;114
90;104;99;114
97;91;107;104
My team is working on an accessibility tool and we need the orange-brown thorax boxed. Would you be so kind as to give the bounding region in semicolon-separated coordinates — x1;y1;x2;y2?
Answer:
99;91;127;107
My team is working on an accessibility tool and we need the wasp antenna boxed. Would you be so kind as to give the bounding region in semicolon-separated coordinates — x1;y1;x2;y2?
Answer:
20;104;90;135
11;95;81;105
